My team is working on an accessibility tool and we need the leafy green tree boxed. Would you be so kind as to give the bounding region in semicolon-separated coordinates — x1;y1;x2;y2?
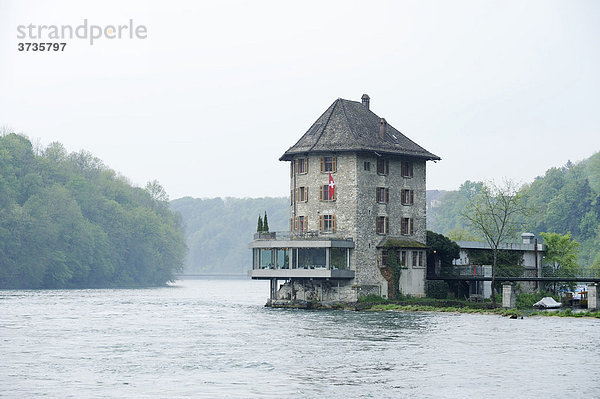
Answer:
463;180;529;304
446;228;478;242
145;179;169;209
426;230;460;270
428;180;484;234
0;133;186;289
540;232;581;291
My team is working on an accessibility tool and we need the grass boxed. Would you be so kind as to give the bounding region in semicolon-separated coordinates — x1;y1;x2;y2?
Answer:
358;294;599;318
531;308;600;318
369;303;522;317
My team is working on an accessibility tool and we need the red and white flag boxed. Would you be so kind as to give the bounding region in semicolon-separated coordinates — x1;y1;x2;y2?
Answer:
328;172;335;199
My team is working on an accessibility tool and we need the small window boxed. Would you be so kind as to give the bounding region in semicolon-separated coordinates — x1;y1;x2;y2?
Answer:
295;187;308;202
295;216;307;232
364;161;371;171
377;159;389;175
320;156;337;173
401;161;413;178
319;185;336;201
412;251;424;267
296;158;308;174
376;216;389;235
401;189;414;205
401;250;407;266
401;217;414;235
319;214;336;233
376;187;389;203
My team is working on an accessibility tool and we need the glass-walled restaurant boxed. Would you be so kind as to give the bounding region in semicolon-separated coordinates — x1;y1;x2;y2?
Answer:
252;247;350;270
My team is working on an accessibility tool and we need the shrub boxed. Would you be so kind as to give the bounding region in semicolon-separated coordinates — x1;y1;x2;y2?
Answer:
426;280;449;299
358;294;387;303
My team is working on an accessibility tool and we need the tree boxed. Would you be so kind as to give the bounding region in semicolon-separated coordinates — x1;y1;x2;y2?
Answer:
263;211;269;232
540;232;581;291
462;180;528;304
257;215;263;232
446;228;478;242
426;230;461;270
145;180;169;207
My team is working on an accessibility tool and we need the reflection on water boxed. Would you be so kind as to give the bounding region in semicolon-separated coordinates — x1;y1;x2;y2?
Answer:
1;279;599;398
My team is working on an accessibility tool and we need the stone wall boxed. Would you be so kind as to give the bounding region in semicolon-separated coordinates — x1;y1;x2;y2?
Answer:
276;280;358;302
286;152;428;298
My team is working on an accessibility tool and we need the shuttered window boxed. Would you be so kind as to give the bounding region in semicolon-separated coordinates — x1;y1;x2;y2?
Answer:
320;156;337;173
295;187;308;202
295;158;308;174
401;218;414;235
401;189;414;205
377;159;389;175
376;216;389;234
401;161;413;178
319;185;336;201
319;214;336;233
295;216;307;232
376;187;389;203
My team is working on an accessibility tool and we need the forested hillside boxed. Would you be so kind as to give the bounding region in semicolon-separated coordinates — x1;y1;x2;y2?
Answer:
0;133;186;288
428;152;600;267
170;197;288;274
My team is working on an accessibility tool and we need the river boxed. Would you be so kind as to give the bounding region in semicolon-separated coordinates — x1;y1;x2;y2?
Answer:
1;279;599;398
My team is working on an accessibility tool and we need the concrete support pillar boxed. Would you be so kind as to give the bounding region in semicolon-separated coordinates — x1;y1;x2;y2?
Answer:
588;284;599;311
270;278;277;300
502;283;516;309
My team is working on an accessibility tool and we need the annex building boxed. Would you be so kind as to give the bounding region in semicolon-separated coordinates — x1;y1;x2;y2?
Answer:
249;95;440;302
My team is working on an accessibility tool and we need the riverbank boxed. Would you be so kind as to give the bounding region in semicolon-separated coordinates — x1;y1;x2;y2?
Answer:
267;297;600;318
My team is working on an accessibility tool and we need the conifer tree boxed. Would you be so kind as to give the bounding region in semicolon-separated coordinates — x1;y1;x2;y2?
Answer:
257;215;263;232
263;211;269;232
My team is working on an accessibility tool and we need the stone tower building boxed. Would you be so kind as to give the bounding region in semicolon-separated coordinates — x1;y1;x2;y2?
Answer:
250;95;439;301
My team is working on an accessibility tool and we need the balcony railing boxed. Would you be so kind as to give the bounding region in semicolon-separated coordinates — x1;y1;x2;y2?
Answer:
253;231;353;241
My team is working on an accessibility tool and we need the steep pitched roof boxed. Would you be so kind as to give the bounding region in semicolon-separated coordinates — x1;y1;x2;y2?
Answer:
280;97;440;161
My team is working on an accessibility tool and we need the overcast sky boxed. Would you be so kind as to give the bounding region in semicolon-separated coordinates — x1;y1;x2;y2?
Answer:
1;0;599;199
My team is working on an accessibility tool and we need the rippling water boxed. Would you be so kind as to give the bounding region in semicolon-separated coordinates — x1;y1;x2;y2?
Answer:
1;279;599;398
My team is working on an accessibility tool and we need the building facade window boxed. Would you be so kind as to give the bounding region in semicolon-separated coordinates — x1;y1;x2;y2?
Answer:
364;161;371;171
296;158;308;174
376;187;389;203
319;184;336;201
401;189;414;205
401;250;407;266
294;216;308;232
295;186;308;202
319;214;336;233
376;216;389;234
401;161;413;178
377;159;389;175
401;217;414;235
320;156;337;173
412;250;424;267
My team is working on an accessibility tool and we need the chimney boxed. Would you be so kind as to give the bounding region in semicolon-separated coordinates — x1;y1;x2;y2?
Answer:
361;94;370;109
379;118;387;139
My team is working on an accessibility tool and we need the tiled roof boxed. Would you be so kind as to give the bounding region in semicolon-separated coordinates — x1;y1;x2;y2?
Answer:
280;97;440;161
